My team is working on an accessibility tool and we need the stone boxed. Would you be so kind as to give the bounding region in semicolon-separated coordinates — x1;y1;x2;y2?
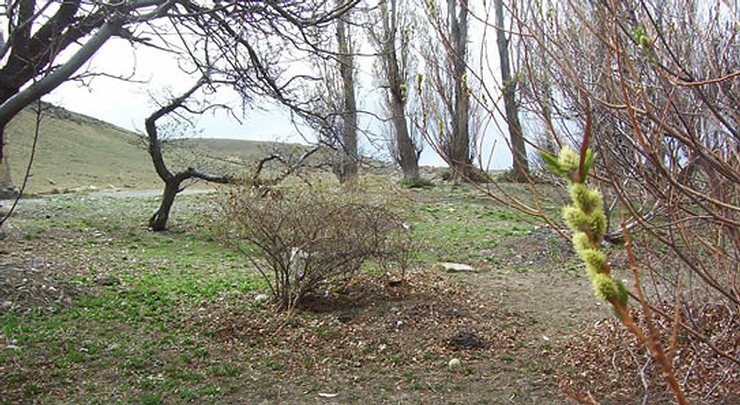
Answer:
254;293;270;304
448;358;462;370
0;186;19;200
438;262;478;273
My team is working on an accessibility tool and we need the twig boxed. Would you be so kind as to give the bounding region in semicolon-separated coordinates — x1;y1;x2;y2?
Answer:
621;215;691;405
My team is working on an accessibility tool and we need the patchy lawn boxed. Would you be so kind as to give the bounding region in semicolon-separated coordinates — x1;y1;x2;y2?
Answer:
1;179;735;404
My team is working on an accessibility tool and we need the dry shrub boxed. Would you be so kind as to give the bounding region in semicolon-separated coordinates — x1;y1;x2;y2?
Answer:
217;186;411;310
558;302;739;405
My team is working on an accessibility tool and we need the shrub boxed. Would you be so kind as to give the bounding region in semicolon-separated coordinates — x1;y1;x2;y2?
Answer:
542;146;690;405
216;186;411;310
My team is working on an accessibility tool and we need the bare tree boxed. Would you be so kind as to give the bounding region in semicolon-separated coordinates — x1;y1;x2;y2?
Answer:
368;0;423;182
0;0;361;228
333;0;360;184
144;77;324;232
431;0;737;400
494;0;529;181
144;77;234;231
421;0;474;179
0;0;359;193
140;0;361;230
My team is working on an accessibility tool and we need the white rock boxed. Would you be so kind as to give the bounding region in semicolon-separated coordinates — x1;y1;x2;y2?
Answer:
438;262;477;273
254;293;270;304
448;358;462;370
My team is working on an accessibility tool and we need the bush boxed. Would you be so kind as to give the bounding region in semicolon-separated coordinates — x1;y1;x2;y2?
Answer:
216;186;411;310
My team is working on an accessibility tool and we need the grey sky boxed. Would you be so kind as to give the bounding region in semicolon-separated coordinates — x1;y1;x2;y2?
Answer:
40;7;518;170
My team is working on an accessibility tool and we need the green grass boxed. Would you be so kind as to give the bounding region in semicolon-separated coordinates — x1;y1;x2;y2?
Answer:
402;186;537;263
7;106;161;194
1;176;581;403
1;193;274;403
5;104;310;194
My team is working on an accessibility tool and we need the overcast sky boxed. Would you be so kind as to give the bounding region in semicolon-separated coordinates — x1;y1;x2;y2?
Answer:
41;11;518;170
45;39;308;142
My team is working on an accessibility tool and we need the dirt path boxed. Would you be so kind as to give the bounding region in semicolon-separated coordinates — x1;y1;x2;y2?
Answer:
464;270;604;342
1;187;213;206
427;265;608;404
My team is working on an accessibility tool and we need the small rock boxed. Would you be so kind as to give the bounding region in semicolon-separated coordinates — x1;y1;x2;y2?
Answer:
0;186;19;200
438;262;478;273
448;358;462;370
254;293;270;304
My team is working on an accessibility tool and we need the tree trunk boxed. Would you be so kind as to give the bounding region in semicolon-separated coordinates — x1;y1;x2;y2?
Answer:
448;0;471;179
380;0;420;182
0;123;12;192
495;0;529;182
149;179;179;231
335;3;359;184
391;109;419;180
144;77;233;231
388;71;420;181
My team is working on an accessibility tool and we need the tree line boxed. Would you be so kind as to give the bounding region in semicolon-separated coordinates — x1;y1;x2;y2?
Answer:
0;0;535;192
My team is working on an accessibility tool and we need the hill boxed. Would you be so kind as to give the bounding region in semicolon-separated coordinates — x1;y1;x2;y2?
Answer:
5;103;310;194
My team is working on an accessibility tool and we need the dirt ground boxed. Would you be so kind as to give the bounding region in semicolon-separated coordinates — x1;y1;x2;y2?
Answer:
1;190;736;404
1;223;607;403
